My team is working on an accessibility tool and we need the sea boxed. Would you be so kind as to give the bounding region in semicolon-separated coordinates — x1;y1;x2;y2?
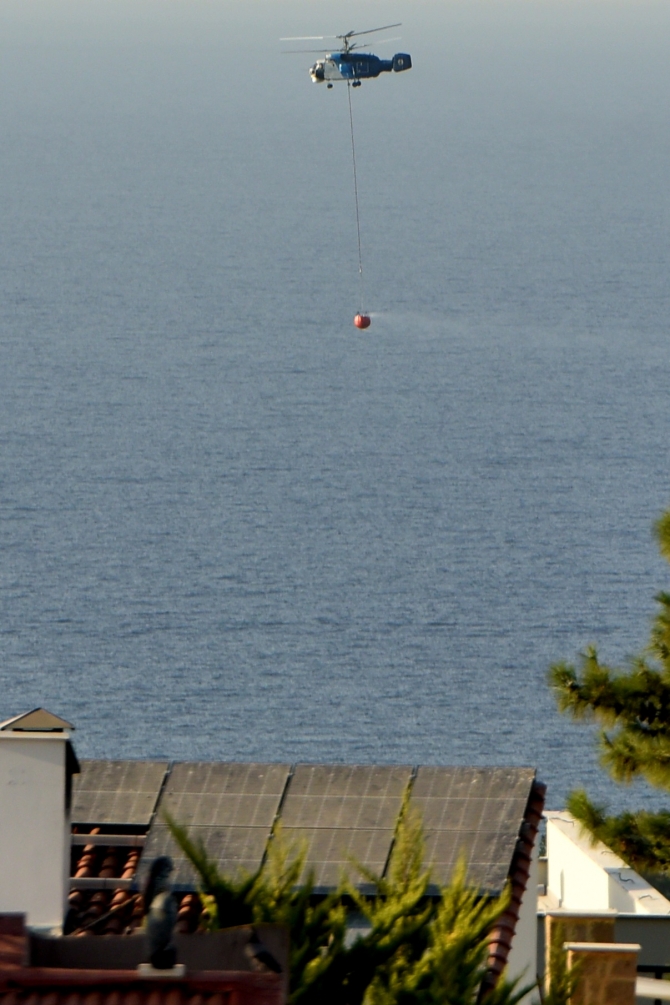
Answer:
1;0;670;811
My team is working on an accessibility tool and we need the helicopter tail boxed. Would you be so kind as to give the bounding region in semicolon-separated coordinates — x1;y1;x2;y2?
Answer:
392;53;412;72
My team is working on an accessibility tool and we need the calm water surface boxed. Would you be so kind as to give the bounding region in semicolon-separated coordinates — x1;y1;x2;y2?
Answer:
1;0;670;810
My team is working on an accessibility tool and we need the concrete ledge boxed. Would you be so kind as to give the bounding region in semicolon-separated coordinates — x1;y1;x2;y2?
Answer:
564;942;641;954
545;909;617;916
137;964;187;979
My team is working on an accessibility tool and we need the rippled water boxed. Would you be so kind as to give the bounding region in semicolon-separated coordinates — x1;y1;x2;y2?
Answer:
1;0;670;810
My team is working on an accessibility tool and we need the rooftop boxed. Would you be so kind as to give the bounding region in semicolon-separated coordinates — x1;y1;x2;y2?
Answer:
66;759;545;987
71;760;539;891
0;915;287;1005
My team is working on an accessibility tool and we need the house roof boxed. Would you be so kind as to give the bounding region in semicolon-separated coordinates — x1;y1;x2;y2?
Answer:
71;760;540;897
66;759;546;988
0;709;74;732
484;776;546;990
72;760;170;827
410;766;536;892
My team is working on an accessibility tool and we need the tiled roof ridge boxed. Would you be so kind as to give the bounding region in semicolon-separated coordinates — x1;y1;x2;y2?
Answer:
481;777;546;995
0;968;284;1005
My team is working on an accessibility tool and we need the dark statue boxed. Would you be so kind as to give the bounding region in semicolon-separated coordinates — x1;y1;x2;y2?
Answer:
144;855;178;969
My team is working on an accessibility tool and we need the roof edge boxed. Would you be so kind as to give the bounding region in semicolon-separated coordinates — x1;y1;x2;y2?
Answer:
0;708;74;733
481;775;547;992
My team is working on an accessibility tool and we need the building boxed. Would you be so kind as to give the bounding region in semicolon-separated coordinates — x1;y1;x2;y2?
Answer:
70;761;544;990
0;709;80;932
0;709;545;997
539;810;670;1002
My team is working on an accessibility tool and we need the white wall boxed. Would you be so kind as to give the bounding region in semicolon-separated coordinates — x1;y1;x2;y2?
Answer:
546;817;610;910
0;734;69;930
543;812;670;915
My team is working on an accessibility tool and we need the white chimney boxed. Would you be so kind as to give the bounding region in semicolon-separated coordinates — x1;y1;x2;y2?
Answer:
0;708;79;933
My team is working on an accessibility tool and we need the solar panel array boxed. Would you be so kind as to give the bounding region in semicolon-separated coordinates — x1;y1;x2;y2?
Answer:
280;764;412;889
141;762;291;885
72;760;169;826
410;767;534;892
73;761;536;895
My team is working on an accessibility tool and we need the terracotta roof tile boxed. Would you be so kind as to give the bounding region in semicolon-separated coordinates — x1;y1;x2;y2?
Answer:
0;973;283;1005
67;827;207;937
0;939;24;972
482;778;547;991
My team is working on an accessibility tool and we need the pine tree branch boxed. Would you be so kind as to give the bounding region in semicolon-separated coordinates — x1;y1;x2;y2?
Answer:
600;728;670;788
655;511;670;562
549;650;670;732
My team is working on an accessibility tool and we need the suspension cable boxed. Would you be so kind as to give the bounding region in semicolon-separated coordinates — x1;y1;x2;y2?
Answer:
347;82;364;312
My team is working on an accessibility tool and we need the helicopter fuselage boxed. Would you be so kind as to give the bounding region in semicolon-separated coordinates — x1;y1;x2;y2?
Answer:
310;51;411;84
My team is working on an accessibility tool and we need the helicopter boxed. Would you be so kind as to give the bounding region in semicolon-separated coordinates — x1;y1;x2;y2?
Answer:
281;24;411;88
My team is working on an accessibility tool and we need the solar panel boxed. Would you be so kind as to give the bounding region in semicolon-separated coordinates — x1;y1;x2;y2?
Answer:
285;765;410;799
140;762;291;887
141;824;271;886
409;767;535;891
135;762;535;894
281;764;412;889
158;762;290;827
72;760;169;827
281;828;395;889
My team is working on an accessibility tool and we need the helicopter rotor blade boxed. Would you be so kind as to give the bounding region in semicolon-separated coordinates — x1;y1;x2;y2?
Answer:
279;35;338;41
343;23;402;39
282;49;331;54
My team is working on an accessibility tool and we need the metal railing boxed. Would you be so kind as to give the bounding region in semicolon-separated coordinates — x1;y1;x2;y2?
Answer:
637;965;670;1005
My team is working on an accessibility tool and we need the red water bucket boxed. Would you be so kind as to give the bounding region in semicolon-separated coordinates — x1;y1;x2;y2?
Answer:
354;314;371;329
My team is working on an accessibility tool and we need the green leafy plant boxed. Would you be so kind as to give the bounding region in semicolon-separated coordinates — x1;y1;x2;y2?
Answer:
166;801;563;1005
361;856;530;1005
295;802;436;1005
163;813;259;926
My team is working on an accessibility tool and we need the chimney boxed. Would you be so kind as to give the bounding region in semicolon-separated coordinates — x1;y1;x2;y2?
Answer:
0;709;80;933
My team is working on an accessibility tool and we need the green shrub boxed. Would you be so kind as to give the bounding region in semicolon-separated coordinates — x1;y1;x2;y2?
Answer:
166;802;563;1005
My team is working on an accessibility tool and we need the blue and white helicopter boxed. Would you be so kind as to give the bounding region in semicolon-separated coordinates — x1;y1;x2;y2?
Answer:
281;24;412;88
